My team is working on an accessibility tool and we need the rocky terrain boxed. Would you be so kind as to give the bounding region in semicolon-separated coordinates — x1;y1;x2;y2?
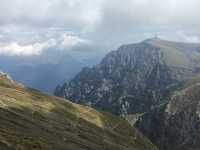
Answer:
136;77;200;150
55;38;200;115
0;72;157;150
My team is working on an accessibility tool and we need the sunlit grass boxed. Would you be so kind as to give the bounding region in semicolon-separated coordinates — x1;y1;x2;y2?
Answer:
0;76;157;150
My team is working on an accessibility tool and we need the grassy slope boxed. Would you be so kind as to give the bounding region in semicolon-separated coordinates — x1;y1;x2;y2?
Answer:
146;38;200;69
0;75;157;150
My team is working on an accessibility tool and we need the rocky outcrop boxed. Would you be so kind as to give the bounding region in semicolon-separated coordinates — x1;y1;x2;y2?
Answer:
135;77;200;150
55;38;200;115
0;71;24;88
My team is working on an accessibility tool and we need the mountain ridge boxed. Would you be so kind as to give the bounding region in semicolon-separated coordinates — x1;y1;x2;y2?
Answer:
135;76;200;150
0;73;157;150
55;38;200;115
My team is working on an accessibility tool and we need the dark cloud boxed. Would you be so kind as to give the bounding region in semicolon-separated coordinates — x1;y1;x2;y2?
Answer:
88;0;200;47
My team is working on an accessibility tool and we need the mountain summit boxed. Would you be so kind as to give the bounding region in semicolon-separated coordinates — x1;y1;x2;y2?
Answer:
55;38;200;115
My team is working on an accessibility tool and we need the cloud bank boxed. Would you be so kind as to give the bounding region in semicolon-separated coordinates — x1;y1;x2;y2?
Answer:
0;0;200;56
0;33;88;56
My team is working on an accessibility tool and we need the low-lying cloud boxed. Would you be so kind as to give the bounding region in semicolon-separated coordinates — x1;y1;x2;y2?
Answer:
0;32;88;56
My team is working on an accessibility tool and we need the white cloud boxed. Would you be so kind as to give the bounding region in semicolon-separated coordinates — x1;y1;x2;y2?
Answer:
175;31;200;43
0;31;89;56
100;0;200;26
0;0;104;32
0;42;41;56
0;39;56;56
0;0;199;32
61;34;89;47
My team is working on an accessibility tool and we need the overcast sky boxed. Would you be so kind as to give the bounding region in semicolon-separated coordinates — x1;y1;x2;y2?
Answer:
0;0;200;56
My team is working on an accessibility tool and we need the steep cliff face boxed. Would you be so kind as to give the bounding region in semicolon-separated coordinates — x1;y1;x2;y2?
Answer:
136;77;200;150
55;38;200;115
0;73;157;150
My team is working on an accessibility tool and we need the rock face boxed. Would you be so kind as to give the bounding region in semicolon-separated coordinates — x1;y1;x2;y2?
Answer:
136;77;200;150
0;71;24;88
55;38;200;115
0;74;157;150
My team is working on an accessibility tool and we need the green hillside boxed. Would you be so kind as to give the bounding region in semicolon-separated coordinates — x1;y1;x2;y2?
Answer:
0;73;157;150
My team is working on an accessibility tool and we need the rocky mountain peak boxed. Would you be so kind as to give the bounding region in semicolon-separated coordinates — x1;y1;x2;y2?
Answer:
55;38;200;115
142;36;162;43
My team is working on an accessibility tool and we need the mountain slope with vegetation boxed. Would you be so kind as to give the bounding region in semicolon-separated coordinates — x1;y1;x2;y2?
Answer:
0;72;157;150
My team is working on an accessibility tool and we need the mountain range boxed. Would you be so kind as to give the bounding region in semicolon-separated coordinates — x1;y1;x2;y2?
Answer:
55;38;200;115
55;38;200;150
1;37;200;150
